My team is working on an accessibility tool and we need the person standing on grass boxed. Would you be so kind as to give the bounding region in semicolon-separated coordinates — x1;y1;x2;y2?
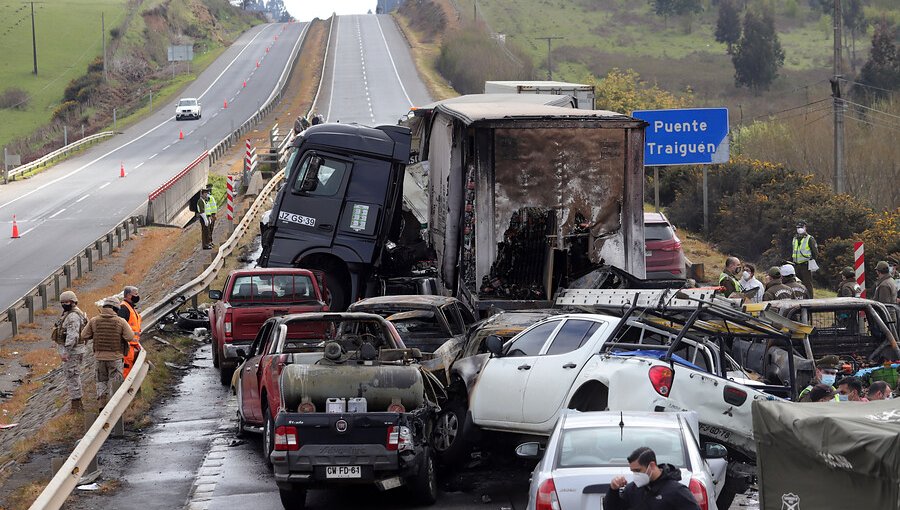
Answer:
837;267;858;297
54;291;88;414
81;297;133;412
197;187;213;250
873;261;899;323
118;286;143;379
791;220;818;297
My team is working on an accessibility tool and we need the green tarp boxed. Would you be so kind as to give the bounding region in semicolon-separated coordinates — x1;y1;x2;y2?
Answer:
753;399;900;510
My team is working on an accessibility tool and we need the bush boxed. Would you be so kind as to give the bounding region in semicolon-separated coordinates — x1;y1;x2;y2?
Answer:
398;0;447;42
588;68;692;113
63;73;102;103
109;27;121;39
0;87;29;110
51;101;79;122
437;23;534;94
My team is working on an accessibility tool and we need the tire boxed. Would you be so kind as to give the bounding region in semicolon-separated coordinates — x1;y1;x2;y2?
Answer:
220;360;236;386
433;398;472;467
279;485;307;510
263;404;275;469
212;341;220;368
324;272;349;312
236;409;247;438
408;448;438;505
177;310;209;332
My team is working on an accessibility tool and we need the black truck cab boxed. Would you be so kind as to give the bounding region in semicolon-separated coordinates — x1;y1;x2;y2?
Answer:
260;123;411;311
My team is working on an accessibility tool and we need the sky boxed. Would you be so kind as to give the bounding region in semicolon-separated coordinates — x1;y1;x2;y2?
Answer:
282;0;378;22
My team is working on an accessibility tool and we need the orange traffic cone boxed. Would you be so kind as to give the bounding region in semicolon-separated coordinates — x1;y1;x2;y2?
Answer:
179;129;184;140
224;99;228;109
120;162;126;178
256;60;260;68
10;215;20;238
266;46;269;53
243;80;246;88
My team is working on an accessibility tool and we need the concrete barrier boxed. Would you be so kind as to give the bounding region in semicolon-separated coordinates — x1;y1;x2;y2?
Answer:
145;153;209;227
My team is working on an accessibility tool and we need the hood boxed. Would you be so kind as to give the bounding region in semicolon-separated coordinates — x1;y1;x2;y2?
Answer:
656;463;683;483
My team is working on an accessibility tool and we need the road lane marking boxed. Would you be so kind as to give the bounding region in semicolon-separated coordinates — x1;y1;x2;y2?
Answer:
99;182;111;190
326;17;340;121
75;194;90;203
374;16;414;107
149;153;159;159
135;162;145;169
163;144;172;151
49;208;66;219
0;24;280;213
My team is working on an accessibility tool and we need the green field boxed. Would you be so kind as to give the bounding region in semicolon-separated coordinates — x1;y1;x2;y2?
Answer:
0;0;127;151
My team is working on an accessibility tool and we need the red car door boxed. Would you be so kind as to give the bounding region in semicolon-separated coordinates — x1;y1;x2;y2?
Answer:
240;321;274;424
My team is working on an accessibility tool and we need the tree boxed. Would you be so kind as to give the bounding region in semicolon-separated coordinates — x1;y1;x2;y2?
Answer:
715;0;741;55
732;8;785;93
857;20;900;101
844;0;866;72
652;0;702;27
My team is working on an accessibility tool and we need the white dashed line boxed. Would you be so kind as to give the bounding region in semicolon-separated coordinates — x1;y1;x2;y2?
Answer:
99;182;111;190
135;162;145;169
49;208;66;219
149;153;159;159
75;194;90;203
162;144;172;151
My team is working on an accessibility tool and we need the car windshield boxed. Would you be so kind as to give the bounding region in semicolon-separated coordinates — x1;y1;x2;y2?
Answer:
282;317;396;353
391;317;445;338
645;223;674;241
556;426;687;469
179;99;197;106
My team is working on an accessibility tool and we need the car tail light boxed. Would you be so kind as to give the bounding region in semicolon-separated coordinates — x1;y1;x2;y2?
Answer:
535;477;561;510
660;240;682;252
723;385;748;406
274;426;299;451
386;425;412;452
224;310;233;338
649;366;674;396
689;478;709;510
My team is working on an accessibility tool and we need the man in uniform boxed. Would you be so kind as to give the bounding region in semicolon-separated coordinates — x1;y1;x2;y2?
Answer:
718;257;742;298
762;267;793;301
117;286;143;379
197;187;213;249
781;264;809;299
81;297;133;412
799;355;840;402
205;185;218;240
873;260;899;324
837;267;858;297
54;291;88;413
791;220;819;297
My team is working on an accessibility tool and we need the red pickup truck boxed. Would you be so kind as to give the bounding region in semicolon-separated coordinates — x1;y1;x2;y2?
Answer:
208;268;328;385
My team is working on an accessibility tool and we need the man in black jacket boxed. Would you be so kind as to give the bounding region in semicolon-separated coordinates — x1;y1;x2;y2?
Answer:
606;447;700;510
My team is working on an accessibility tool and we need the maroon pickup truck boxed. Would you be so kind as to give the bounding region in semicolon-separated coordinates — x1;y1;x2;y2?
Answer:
208;268;328;385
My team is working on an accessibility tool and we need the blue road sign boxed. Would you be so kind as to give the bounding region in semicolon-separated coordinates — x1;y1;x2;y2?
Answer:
632;108;729;166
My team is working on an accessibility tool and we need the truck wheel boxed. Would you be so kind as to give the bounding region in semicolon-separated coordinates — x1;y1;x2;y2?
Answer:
278;485;307;510
433;399;472;467
220;361;235;386
263;404;275;470
408;448;438;505
324;275;349;311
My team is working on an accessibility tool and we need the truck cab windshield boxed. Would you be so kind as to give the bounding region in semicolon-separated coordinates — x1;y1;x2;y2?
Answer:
291;155;348;196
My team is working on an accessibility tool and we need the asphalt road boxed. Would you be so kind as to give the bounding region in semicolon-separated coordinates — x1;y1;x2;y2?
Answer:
0;22;307;312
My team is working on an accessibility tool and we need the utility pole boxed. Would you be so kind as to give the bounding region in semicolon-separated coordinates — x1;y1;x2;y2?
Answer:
30;2;37;75
473;0;477;22
536;36;563;80
102;12;107;82
832;0;845;194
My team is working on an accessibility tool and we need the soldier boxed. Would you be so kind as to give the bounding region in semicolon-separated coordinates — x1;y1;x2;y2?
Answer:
81;297;133;412
53;291;88;413
762;267;793;301
781;264;809;299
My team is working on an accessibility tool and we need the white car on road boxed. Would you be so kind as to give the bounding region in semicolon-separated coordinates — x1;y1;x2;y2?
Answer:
517;411;726;510
175;97;201;120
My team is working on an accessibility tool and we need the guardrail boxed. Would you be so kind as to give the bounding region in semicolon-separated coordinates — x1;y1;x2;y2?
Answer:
1;217;142;340
145;152;210;226
259;123;293;168
26;17;330;509
4;132;117;182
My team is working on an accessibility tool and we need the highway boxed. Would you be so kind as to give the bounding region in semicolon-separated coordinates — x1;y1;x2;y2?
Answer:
0;21;308;312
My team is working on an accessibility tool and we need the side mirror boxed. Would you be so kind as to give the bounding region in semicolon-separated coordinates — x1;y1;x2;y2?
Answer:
236;348;247;360
515;442;542;459
485;335;504;357
298;155;323;192
208;290;222;300
703;442;728;459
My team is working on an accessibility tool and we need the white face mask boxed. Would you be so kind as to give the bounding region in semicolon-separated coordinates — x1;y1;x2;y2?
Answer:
742;271;751;280
821;374;836;386
797;227;806;235
633;471;651;488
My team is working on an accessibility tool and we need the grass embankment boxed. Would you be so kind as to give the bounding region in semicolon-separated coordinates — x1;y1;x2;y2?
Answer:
391;2;459;101
0;0;128;151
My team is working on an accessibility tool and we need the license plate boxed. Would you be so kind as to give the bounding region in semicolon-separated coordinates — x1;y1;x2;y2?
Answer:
326;465;361;479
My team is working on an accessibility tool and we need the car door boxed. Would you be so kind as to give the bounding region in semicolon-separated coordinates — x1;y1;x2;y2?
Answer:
240;321;274;424
470;319;563;426
522;319;607;426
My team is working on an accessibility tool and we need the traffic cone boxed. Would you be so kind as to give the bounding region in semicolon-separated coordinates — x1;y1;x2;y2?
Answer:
120;162;126;178
243;80;246;88
10;215;19;239
224;99;228;109
179;129;184;140
266;46;269;53
256;60;260;68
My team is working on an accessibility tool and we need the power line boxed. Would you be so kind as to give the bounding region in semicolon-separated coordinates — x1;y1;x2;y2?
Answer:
758;103;832;124
803;110;834;127
746;97;831;123
839;78;898;95
843;111;900;133
842;98;900;121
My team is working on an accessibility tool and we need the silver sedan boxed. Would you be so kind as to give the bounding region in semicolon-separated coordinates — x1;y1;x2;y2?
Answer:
517;411;728;510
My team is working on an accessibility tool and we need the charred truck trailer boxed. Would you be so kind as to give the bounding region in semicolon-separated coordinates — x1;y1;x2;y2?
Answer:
260;96;649;313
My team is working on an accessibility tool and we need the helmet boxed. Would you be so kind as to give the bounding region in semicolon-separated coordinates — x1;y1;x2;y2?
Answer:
60;290;78;303
102;296;120;308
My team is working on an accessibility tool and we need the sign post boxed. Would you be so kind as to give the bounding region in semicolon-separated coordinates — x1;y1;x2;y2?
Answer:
632;108;730;233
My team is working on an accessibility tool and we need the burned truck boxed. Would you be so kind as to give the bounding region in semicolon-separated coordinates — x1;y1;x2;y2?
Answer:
260;95;654;313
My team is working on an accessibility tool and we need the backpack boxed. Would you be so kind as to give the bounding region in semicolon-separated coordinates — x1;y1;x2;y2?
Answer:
51;310;87;346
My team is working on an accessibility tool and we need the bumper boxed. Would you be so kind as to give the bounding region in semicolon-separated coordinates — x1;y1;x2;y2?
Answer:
272;444;421;488
223;340;253;360
176;110;200;119
646;269;686;280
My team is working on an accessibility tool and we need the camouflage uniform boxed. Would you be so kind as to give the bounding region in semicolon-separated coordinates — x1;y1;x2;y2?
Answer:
56;307;88;401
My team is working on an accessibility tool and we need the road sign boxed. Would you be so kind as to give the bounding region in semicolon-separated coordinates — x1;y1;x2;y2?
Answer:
632;108;729;166
167;45;194;62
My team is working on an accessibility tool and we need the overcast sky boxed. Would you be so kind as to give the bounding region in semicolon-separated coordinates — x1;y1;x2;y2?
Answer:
283;0;377;21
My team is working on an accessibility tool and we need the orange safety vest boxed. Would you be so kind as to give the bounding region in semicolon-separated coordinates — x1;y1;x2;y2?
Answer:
121;301;142;378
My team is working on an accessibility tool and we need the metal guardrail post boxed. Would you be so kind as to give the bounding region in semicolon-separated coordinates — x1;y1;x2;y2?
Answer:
95;240;103;261
106;233;114;253
123;221;131;240
76;256;83;279
25;296;34;324
39;284;48;310
115;226;122;248
63;265;72;289
7;308;17;337
85;248;93;272
54;274;62;301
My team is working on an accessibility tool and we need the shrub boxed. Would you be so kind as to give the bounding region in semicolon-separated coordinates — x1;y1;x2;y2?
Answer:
398;0;447;42
0;87;29;110
587;68;692;113
109;27;121;39
51;101;79;122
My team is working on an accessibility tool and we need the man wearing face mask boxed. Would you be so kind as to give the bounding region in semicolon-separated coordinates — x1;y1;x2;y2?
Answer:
866;381;892;401
791;220;818;298
607;447;700;510
799;355;841;402
718;257;742;298
53;291;88;414
117;286;143;379
836;376;865;401
739;263;764;303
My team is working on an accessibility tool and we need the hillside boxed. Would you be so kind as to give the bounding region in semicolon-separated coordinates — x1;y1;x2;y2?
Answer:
0;0;262;162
